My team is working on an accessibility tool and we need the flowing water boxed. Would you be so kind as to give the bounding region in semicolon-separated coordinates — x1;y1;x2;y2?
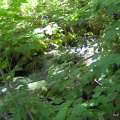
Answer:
48;36;100;66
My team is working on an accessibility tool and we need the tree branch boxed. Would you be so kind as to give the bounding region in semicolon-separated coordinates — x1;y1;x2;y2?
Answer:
0;63;12;92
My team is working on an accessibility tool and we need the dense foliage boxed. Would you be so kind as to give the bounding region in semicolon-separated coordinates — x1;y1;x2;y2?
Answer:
0;0;120;120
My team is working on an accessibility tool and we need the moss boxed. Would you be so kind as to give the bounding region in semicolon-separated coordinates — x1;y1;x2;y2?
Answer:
51;39;63;46
18;53;32;66
39;90;48;96
24;62;34;72
78;63;87;68
46;89;62;98
24;57;42;72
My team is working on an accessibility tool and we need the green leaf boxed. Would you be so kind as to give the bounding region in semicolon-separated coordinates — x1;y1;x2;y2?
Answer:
30;43;39;49
98;112;104;120
107;4;120;15
51;98;64;105
41;108;53;117
12;65;23;72
102;22;120;41
106;92;118;102
1;59;8;69
20;44;31;55
117;83;120;91
98;95;107;106
84;85;92;94
70;92;77;99
59;101;73;109
0;57;3;62
72;103;87;115
12;106;27;120
101;103;115;115
54;108;67;120
18;97;25;105
66;115;81;120
0;104;8;114
73;98;82;107
88;99;99;107
92;86;104;98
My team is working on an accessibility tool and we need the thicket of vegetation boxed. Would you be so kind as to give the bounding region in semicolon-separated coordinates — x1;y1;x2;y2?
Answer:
0;0;120;120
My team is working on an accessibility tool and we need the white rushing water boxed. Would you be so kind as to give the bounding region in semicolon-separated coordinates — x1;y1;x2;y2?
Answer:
48;36;100;65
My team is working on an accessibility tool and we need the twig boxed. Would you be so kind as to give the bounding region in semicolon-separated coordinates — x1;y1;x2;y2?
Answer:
0;63;12;92
24;106;35;120
74;54;95;67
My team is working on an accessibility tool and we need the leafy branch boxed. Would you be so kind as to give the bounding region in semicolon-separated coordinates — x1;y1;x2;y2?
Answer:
0;62;35;120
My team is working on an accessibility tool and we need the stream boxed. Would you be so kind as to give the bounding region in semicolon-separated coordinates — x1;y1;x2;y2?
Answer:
48;36;100;66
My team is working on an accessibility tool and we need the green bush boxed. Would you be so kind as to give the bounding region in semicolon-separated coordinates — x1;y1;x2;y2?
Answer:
0;0;120;120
